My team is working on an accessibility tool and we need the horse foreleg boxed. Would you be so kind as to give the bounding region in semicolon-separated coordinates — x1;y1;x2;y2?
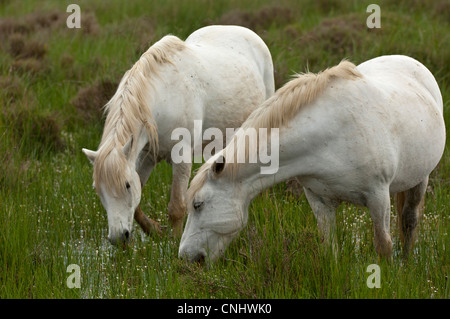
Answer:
168;162;192;237
304;187;339;256
134;155;159;235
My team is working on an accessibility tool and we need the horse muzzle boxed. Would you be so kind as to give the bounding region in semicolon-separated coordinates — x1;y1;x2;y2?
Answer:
108;228;131;246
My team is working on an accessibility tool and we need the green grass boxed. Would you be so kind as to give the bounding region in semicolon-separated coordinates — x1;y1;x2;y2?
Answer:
0;0;449;298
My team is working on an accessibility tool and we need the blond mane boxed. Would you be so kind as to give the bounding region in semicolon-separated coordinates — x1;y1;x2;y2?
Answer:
242;60;362;131
93;35;186;196
187;60;362;205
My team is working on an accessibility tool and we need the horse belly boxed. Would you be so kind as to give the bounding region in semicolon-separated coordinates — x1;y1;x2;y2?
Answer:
282;117;385;206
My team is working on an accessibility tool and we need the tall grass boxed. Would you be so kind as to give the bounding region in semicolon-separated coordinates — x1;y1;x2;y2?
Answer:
0;0;449;298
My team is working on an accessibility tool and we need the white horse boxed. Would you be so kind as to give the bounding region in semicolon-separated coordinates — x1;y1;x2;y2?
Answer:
179;55;446;263
82;25;274;245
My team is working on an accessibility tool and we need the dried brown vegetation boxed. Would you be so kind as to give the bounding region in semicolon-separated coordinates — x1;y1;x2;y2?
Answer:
299;14;367;56
2;99;64;155
71;80;119;122
0;9;100;77
5;31;48;76
1;76;63;157
213;5;294;32
8;33;47;60
11;57;46;75
433;0;450;21
0;75;24;102
15;109;64;151
0;10;98;39
0;9;102;159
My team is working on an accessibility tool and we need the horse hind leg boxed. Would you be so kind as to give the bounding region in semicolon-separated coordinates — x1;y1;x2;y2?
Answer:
396;177;428;258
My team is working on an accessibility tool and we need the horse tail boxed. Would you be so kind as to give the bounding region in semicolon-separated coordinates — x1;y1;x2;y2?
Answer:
395;192;407;245
395;191;426;247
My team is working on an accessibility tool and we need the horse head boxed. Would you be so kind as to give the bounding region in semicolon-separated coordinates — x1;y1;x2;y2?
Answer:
83;136;142;245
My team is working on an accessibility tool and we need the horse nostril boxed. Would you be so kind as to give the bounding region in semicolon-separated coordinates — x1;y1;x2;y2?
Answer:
124;230;130;241
194;254;206;265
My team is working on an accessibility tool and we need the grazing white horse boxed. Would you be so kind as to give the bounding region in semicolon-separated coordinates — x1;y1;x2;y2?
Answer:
179;55;446;263
82;25;274;245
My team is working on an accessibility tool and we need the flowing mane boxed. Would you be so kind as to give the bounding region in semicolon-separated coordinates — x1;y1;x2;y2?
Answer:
240;60;362;131
93;35;186;196
187;60;362;205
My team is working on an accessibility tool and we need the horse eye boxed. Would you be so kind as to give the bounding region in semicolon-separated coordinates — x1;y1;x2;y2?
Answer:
126;182;130;189
193;201;203;211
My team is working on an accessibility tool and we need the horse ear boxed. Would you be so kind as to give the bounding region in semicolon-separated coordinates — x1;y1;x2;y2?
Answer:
82;148;97;164
212;155;225;175
122;135;133;159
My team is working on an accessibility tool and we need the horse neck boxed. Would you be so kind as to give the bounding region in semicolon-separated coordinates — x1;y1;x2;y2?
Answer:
234;128;299;203
241;163;294;201
126;126;151;165
136;126;157;184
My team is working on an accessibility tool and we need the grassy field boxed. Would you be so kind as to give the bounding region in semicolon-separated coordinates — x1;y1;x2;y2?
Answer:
0;0;449;299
